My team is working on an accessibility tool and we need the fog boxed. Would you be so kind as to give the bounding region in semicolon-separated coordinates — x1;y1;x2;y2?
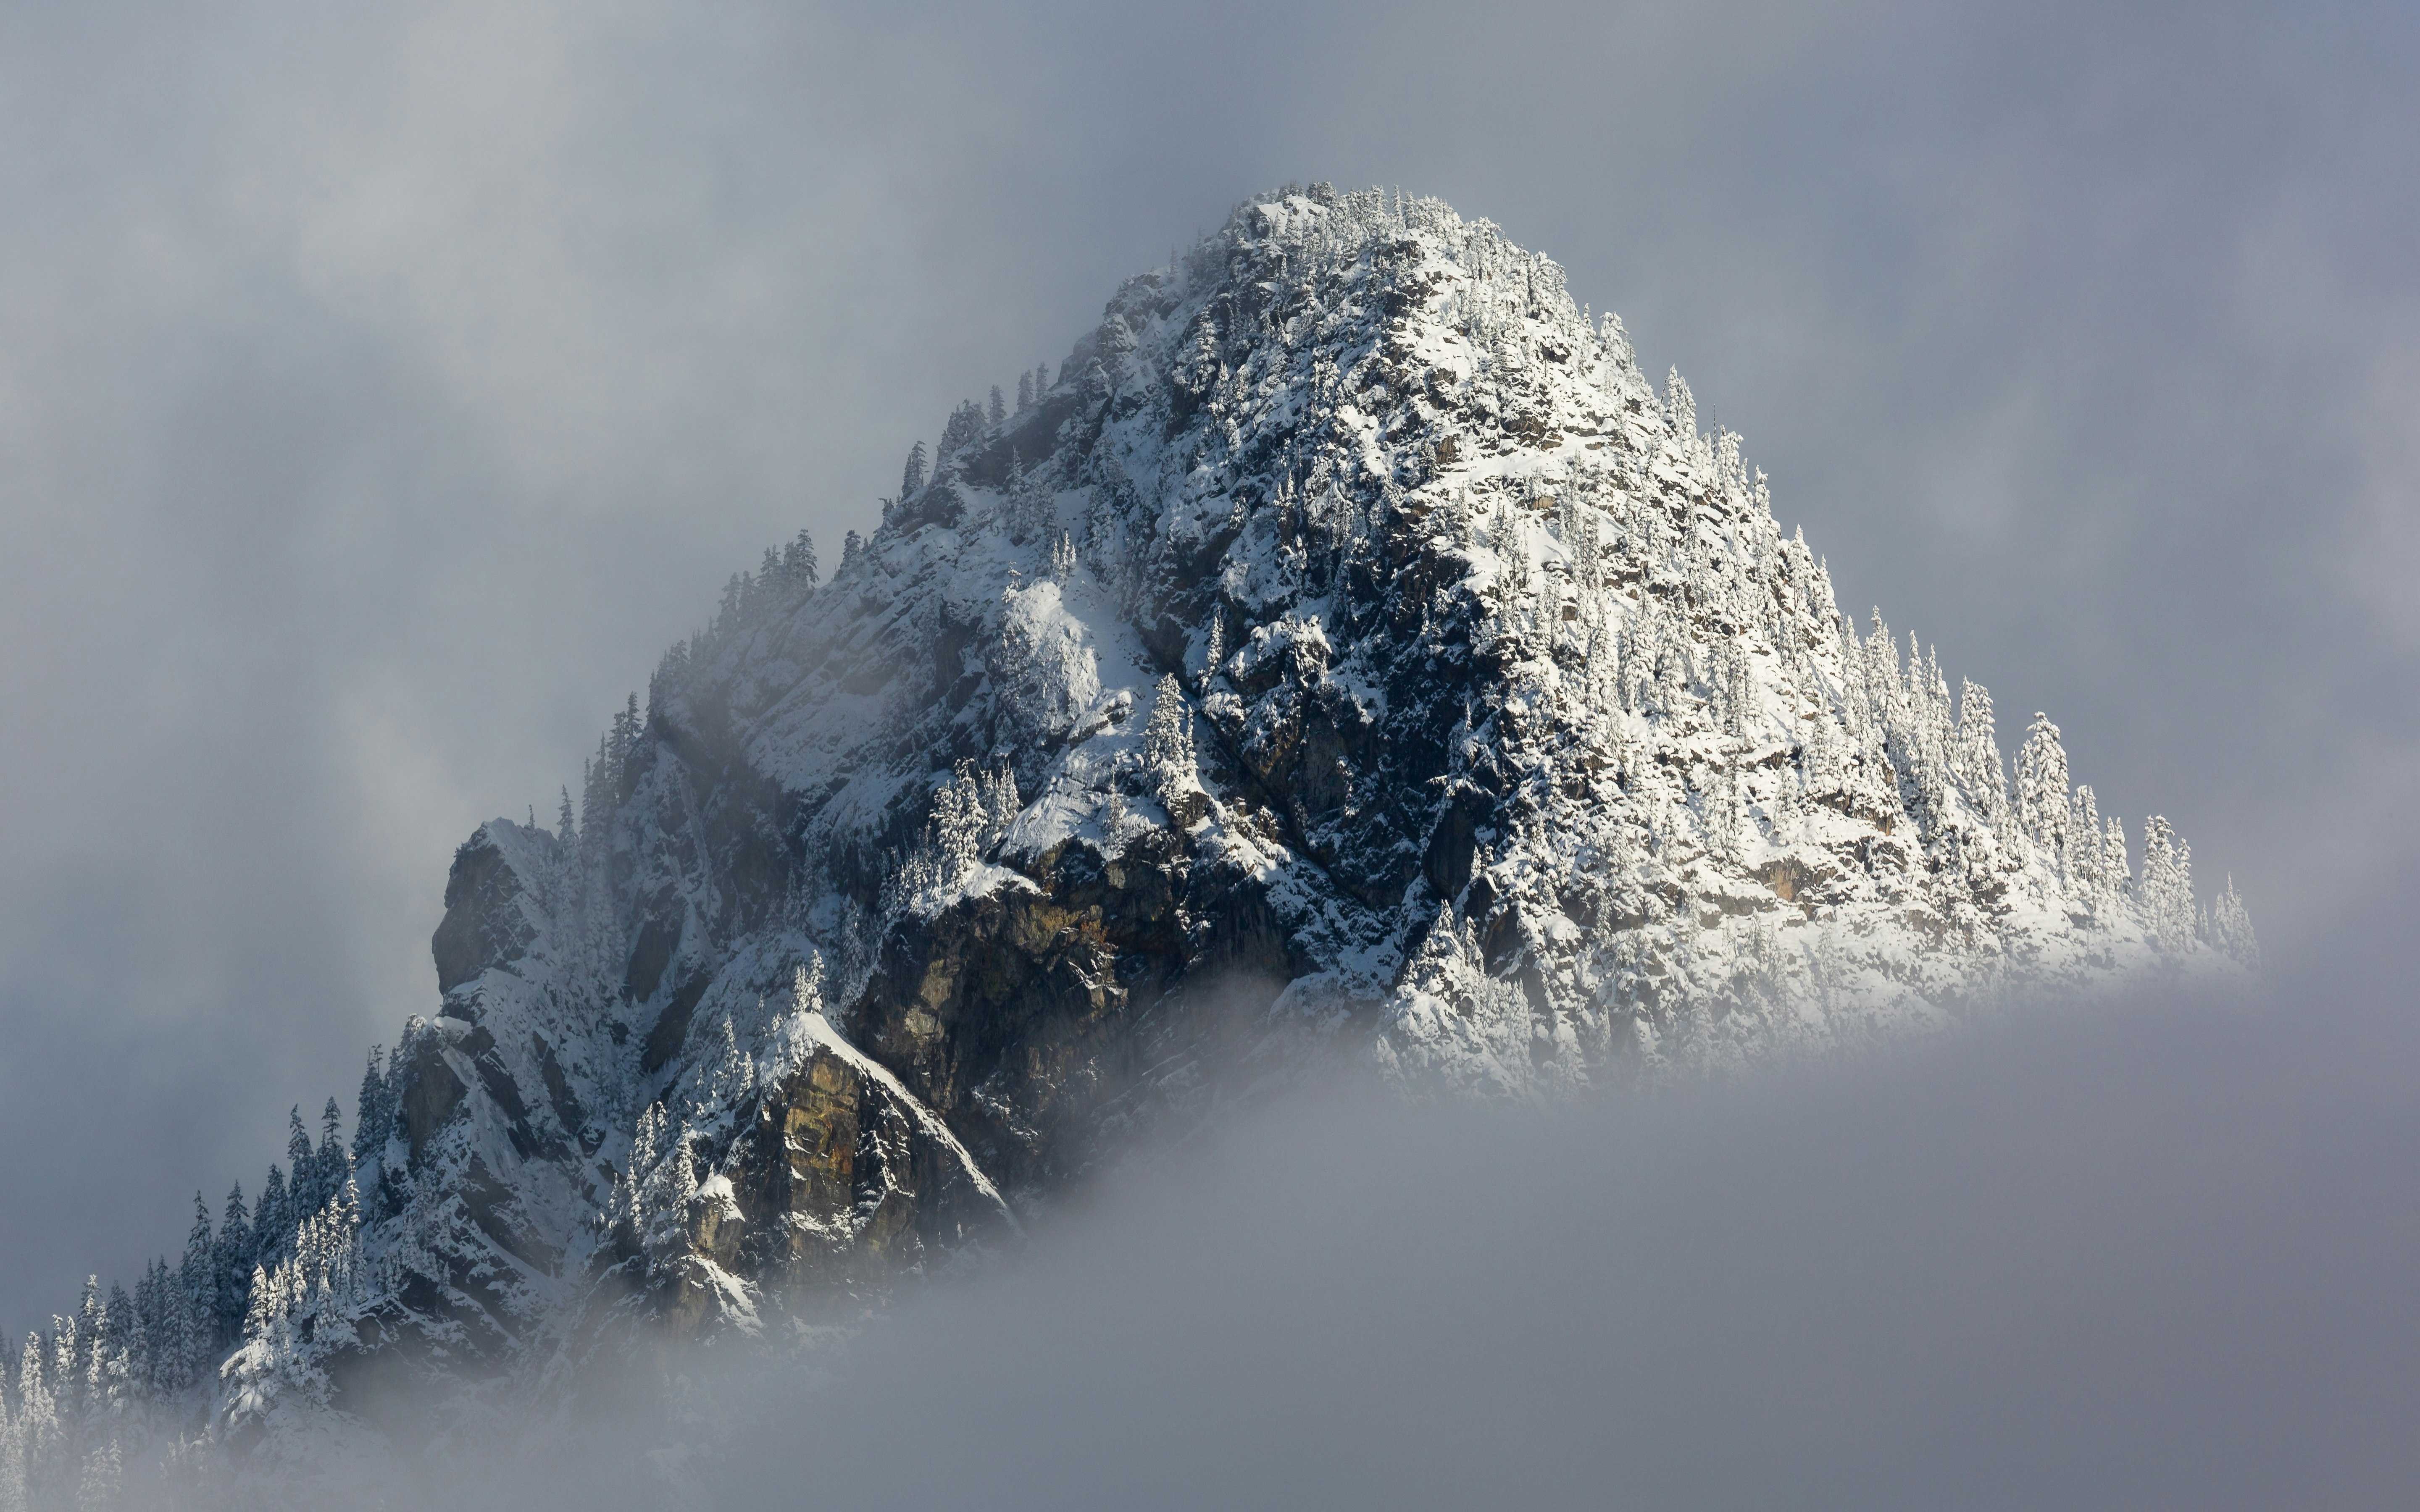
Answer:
175;928;2420;1509
730;975;2416;1510
1;0;2415;1441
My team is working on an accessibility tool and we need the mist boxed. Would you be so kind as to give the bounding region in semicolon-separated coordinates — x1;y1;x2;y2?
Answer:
2;0;2415;1472
150;920;2419;1511
772;984;2416;1510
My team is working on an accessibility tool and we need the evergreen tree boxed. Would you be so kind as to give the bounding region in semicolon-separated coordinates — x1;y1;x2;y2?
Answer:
1952;680;2010;832
579;742;611;854
2137;816;2196;949
239;1268;274;1346
212;1186;251;1350
45;1325;75;1434
1005;454;1054;544
1664;367;1697;440
841;530;865;574
285;1108;316;1215
939;400;986;457
902;442;926;497
781;528;818;589
2067;784;2105;892
255;1166;288;1268
353;1048;394;1169
2015;712;2072;860
316;1097;348;1207
2101;814;2132;895
142;1255;187;1399
0;1365;22;1512
1016;370;1034;411
987;385;1007;428
177;1194;215;1383
13;1334;54;1505
1141;675;1194;783
700;1015;755;1113
71;1278;103;1420
96;1281;138;1420
2206;874;2260;969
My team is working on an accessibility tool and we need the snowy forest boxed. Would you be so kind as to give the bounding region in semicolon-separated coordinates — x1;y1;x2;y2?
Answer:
1;184;2257;1506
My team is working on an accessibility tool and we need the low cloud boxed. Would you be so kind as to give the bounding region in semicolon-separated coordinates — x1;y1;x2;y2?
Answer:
175;956;2420;1511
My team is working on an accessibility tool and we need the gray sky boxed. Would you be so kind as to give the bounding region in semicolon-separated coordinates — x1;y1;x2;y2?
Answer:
1;0;2414;1339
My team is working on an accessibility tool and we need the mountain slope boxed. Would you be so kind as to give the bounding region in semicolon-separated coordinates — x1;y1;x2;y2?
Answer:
0;185;2255;1494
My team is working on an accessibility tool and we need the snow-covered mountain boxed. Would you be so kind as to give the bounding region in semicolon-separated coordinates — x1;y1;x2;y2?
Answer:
0;184;2254;1499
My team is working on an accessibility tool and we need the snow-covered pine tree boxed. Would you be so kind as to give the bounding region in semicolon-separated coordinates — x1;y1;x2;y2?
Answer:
352;1049;392;1170
987;385;1007;428
280;1111;314;1223
42;1327;72;1447
238;1267;273;1347
790;961;826;1027
697;1013;755;1116
71;1282;103;1410
611;1103;700;1276
887;759;1027;917
939;400;986;459
93;1281;138;1423
782;529;818;590
2137;815;2190;948
13;1336;55;1509
315;1097;347;1208
2101;814;2132;898
2015;713;2072;862
0;1370;21;1512
1953;680;2011;837
2206;875;2259;969
901;442;926;498
1140;675;1208;826
1664;368;1696;442
2066;784;2105;892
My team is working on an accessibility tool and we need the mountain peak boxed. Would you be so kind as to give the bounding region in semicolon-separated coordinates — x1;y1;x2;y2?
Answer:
6;188;2254;1487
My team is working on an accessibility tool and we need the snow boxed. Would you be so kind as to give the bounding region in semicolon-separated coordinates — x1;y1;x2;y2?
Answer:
13;184;2260;1484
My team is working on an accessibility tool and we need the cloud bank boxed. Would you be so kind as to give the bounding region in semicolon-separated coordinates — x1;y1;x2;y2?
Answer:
179;951;2420;1510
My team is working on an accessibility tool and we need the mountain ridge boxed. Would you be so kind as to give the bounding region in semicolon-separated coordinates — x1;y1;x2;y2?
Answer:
0;183;2255;1501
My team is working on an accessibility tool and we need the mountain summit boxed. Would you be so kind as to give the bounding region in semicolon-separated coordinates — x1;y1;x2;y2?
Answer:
2;185;2253;1491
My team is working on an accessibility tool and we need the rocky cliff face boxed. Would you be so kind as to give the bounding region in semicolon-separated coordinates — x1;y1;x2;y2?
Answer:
203;184;2254;1439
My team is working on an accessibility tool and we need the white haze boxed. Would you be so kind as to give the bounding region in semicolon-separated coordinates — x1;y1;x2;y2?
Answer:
116;926;2420;1510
